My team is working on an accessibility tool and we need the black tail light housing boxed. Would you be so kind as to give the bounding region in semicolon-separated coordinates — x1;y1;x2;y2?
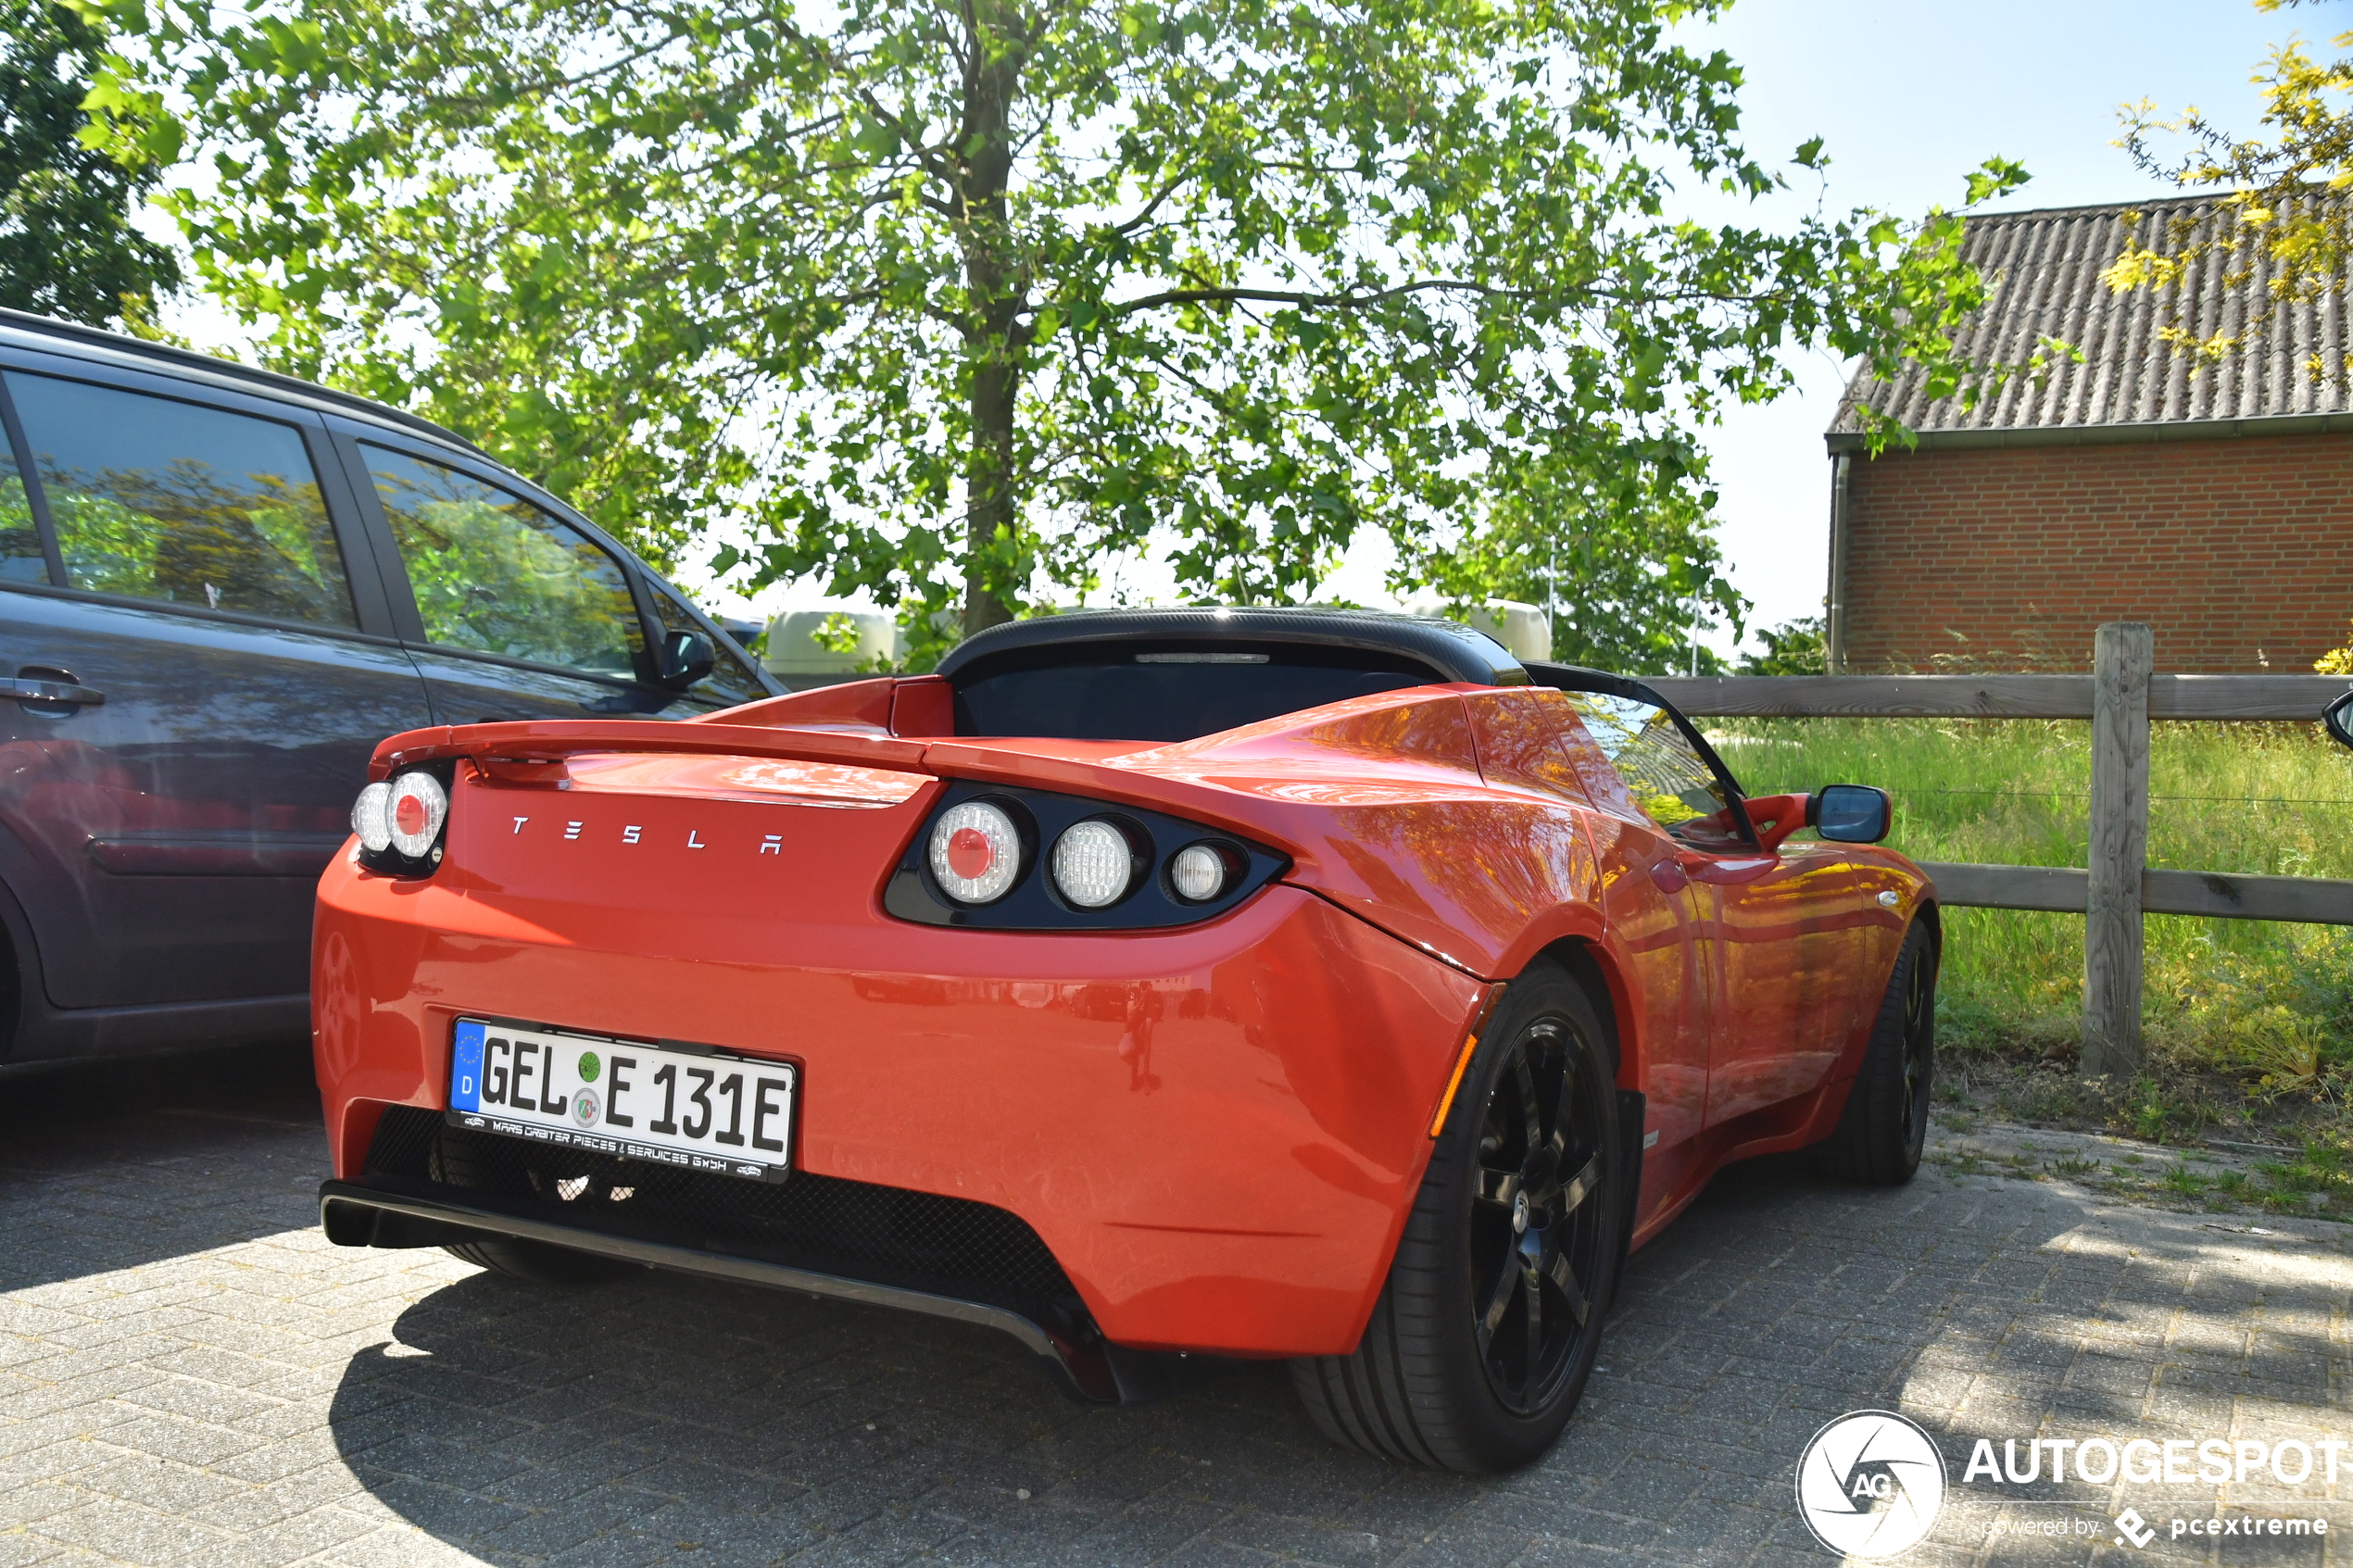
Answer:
886;782;1287;929
351;759;458;877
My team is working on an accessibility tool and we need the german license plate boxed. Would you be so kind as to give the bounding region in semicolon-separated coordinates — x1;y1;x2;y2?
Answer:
447;1019;795;1183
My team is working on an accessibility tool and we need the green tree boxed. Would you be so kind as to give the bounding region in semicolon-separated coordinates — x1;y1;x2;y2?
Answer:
81;0;2024;657
1409;439;1748;672
2108;0;2352;375
1737;615;1824;675
1;1;179;326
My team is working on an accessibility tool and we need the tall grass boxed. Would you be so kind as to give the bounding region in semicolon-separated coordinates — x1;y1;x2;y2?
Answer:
1714;719;2353;1082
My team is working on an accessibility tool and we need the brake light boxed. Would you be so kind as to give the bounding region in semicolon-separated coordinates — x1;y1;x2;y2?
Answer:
928;800;1022;904
387;771;448;859
350;766;451;874
395;790;430;838
948;827;993;880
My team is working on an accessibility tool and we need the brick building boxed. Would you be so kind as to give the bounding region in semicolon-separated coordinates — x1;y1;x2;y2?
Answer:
1824;197;2353;673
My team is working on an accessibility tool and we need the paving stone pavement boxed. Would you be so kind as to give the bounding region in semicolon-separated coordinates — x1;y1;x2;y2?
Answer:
2;1046;2348;1568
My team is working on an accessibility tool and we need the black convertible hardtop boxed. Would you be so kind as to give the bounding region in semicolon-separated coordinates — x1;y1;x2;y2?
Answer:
934;608;1528;743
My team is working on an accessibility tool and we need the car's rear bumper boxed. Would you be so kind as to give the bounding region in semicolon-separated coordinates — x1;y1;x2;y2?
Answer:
317;1175;1209;1403
313;861;1486;1359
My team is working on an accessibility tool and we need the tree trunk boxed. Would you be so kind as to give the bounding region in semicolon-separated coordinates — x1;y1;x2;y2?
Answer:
956;4;1027;639
964;358;1018;637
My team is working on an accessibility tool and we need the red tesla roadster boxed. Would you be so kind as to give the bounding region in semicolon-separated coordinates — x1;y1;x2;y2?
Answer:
313;608;1935;1472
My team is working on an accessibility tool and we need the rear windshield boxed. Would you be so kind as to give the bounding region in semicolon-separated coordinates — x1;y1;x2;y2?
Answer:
952;645;1441;742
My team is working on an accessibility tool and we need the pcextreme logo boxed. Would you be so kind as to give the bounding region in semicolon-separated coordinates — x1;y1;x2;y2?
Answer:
1795;1411;1948;1560
1795;1414;2338;1559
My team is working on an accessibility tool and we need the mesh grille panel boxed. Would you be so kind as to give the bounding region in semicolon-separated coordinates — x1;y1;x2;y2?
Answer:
362;1105;1084;1323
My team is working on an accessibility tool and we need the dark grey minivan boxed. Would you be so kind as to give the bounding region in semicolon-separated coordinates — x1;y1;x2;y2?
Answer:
0;310;779;1065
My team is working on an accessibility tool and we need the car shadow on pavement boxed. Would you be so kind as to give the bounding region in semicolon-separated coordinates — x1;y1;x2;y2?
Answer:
321;1155;2199;1567
0;1040;328;1293
7;1060;2342;1565
325;1260;1484;1565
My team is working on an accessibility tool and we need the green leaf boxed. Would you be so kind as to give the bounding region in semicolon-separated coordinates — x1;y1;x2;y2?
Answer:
94;0;2020;639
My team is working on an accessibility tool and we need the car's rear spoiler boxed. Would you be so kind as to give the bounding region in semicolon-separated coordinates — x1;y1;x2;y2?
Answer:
371;718;931;781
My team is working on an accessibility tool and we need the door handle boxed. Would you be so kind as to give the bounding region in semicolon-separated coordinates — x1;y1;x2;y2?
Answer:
6;678;104;707
1676;849;1778;885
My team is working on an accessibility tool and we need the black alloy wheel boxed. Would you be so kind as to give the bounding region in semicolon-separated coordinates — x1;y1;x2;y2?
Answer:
1290;962;1627;1472
1469;1019;1608;1415
1814;919;1937;1185
1896;930;1934;1155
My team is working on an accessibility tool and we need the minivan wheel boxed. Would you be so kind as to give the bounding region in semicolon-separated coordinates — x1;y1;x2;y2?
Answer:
1290;966;1626;1472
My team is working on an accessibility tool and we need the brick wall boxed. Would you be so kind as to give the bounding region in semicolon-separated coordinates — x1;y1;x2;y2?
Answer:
1839;432;2353;672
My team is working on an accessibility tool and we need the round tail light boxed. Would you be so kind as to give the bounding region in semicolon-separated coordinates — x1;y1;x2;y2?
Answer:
1051;820;1140;909
928;800;1022;904
387;771;448;859
350;781;394;853
1170;842;1233;902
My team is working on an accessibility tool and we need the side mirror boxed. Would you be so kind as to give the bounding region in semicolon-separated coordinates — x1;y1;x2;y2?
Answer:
1811;784;1892;844
2327;690;2353;750
657;630;715;688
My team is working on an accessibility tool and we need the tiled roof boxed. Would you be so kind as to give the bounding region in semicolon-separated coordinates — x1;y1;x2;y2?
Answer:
1826;194;2353;445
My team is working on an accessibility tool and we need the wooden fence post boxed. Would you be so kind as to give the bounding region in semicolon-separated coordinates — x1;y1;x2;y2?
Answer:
2082;622;2153;1079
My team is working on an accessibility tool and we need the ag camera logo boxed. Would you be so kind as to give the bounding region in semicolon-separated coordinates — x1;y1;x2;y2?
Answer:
1796;1410;1948;1559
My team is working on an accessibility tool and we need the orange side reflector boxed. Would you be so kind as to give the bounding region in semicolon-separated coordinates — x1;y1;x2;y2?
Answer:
1428;983;1507;1137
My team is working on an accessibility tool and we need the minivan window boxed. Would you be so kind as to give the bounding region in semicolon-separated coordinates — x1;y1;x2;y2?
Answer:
6;372;357;626
0;430;43;583
365;445;644;679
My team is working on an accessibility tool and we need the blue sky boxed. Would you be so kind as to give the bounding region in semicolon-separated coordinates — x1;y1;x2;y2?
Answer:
1676;0;2305;652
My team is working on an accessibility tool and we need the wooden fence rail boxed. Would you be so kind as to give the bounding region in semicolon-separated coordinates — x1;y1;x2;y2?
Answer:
1919;863;2353;924
1645;671;2353;721
1641;644;2353;1075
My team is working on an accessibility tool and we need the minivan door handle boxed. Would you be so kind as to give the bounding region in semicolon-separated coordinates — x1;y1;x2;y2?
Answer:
6;678;105;707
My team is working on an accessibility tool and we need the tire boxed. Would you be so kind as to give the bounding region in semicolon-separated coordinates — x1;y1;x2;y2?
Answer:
1814;920;1937;1185
443;1234;640;1285
1290;964;1626;1473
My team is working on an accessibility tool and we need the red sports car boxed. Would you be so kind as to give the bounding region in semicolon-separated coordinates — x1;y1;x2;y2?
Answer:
313;608;1935;1472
